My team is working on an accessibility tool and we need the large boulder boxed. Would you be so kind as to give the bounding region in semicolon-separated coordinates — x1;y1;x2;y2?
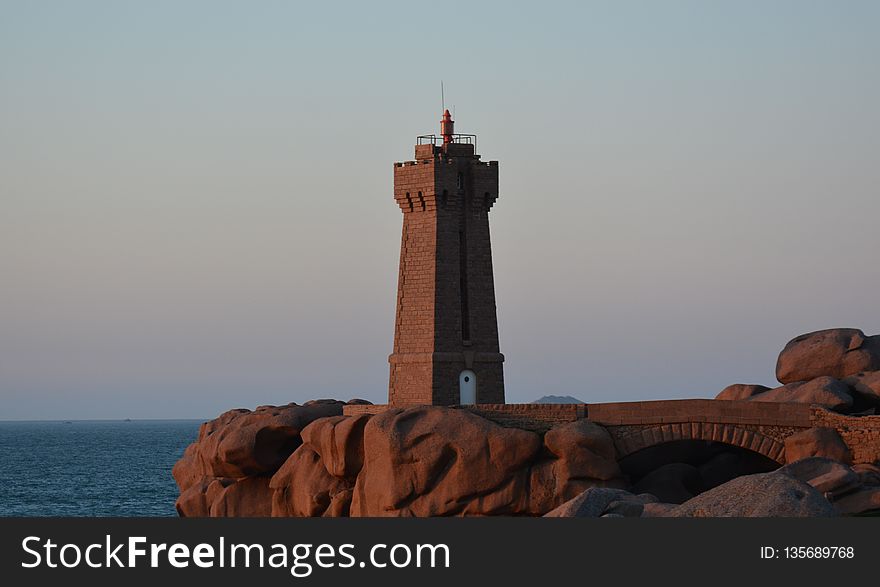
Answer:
715;384;771;401
172;443;205;493
750;376;853;411
268;413;374;517
300;413;372;478
208;476;273;517
665;472;836;517
350;407;544;516
784;428;852;464
852;463;880;487
172;400;362;517
175;476;273;517
606;493;659;517
834;488;880;515
777;457;860;497
174;400;346;484
527;419;627;512
543;487;639;518
270;446;354;517
542;420;619;478
175;478;212;517
844;371;880;407
776;329;880;384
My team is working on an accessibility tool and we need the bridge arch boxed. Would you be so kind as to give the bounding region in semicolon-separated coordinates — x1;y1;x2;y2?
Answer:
611;422;786;464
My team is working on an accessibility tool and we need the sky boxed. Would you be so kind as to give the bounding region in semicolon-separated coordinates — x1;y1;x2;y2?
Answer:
1;1;879;420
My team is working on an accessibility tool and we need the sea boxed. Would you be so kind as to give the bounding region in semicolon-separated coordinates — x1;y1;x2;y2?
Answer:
0;420;201;517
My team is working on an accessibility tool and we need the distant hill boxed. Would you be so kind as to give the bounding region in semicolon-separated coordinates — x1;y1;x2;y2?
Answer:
531;395;585;404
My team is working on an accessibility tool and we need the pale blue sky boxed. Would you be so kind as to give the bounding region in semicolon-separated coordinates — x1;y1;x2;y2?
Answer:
2;1;879;419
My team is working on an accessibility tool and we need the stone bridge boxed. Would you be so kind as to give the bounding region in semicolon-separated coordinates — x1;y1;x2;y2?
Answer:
585;399;810;464
344;399;880;465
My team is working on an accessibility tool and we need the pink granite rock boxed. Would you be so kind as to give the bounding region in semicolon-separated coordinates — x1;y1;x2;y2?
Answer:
715;384;771;401
776;329;880;384
783;428;852;464
751;377;853;411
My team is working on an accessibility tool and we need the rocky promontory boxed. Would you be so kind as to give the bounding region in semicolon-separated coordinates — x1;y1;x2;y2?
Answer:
173;328;880;517
174;402;627;516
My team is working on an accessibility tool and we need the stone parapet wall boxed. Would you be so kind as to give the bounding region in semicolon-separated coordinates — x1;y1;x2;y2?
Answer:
342;404;389;416
461;403;584;433
585;399;813;428
810;408;880;464
343;403;583;433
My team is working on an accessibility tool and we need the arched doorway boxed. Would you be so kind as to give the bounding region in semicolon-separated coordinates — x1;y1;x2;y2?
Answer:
459;370;477;404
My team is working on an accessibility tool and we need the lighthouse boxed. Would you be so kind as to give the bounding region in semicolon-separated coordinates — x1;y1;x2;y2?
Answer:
388;111;505;406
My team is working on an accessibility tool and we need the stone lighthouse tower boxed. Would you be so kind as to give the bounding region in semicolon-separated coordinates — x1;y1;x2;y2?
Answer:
388;110;505;406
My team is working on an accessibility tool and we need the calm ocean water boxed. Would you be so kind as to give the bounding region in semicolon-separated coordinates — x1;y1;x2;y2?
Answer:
0;420;201;516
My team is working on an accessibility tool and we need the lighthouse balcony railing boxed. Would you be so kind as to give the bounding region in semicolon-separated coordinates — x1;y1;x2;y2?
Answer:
416;134;477;150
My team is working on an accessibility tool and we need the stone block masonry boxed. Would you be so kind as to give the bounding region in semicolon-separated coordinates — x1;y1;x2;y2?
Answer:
811;408;880;465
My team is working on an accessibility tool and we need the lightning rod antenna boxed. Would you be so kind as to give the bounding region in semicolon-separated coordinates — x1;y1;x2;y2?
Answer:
441;81;445;114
